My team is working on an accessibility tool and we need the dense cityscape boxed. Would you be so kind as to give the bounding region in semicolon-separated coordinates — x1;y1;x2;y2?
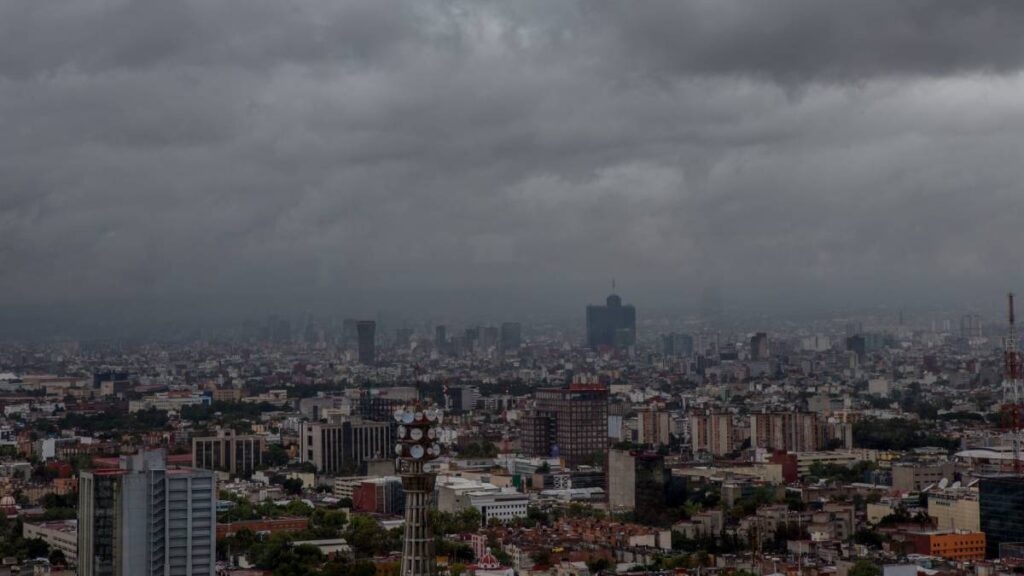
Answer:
6;1;1024;576
1;291;1023;576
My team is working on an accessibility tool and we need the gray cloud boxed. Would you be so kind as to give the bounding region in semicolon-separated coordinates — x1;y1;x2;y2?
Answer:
2;0;1024;330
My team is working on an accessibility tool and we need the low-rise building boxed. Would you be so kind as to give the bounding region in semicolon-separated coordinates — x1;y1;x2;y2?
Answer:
23;520;78;564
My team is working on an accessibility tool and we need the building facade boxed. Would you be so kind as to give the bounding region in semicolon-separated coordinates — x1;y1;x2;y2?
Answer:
522;384;608;469
750;411;821;452
979;475;1024;558
637;408;671;447
79;449;215;576
690;413;734;457
192;429;265;477
300;419;392;474
585;293;636;350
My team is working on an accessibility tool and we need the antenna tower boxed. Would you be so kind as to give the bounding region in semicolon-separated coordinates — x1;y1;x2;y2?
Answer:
1002;293;1023;473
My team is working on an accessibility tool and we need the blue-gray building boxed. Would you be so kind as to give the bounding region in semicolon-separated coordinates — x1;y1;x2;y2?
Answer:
586;293;636;350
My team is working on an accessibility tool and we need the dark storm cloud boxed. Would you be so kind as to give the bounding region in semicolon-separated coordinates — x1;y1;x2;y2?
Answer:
2;0;1024;322
586;0;1024;82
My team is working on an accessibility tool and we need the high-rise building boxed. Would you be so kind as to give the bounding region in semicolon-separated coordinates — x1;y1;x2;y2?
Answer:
435;325;447;353
690;413;735;456
395;328;414;350
191;429;265;477
79;449;215;576
522;384;608;468
750;332;769;360
586;293;636;350
961;314;983;340
341;319;358;349
607;449;672;523
448;385;480;414
500;322;522;353
750;411;821;452
980;475;1024;558
300;419;392;474
661;333;694;357
637;408;671;446
481;326;499;352
357;320;376;365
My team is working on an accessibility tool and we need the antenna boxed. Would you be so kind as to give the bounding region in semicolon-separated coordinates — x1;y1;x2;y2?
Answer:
1002;292;1023;474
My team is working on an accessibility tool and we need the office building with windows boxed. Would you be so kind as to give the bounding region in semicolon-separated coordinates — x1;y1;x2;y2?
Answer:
522;384;608;469
300;418;392;474
79;449;215;576
192;429;265;477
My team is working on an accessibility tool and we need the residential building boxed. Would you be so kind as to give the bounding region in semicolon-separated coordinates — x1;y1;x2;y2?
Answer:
637;408;671;446
690;413;734;457
750;411;821;452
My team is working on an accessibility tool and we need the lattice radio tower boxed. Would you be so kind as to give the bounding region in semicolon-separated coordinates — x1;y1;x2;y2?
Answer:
1002;293;1023;473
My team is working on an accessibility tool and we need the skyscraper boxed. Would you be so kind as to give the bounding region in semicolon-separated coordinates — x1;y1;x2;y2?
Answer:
357;320;376;365
585;293;636;350
750;332;769;360
500;322;522;353
434;325;447;354
79;449;215;576
522;383;608;468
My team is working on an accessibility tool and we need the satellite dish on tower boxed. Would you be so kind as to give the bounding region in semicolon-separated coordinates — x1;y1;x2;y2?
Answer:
938;478;949;490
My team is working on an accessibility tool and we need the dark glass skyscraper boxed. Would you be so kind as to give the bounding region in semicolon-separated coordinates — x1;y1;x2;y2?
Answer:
980;475;1024;558
586;293;636;349
357;320;376;365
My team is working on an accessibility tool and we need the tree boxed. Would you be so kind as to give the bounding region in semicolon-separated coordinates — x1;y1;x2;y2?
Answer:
849;559;881;576
282;478;304;495
264;444;291;468
531;549;552;567
48;548;67;566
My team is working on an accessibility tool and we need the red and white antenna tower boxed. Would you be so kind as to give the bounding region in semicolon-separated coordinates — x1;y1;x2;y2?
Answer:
1002;293;1023;473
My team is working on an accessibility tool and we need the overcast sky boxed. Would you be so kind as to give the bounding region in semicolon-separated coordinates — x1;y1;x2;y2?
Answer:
3;0;1024;326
